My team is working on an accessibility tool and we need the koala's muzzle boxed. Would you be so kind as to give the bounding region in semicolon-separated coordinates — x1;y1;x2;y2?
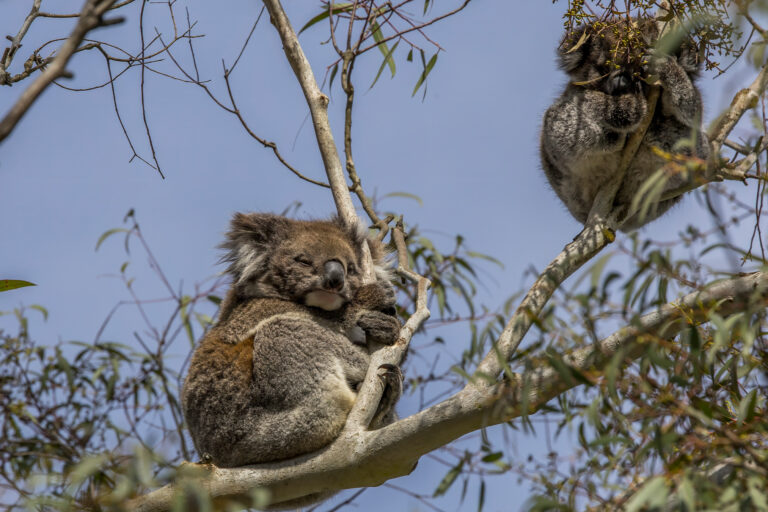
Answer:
322;260;345;291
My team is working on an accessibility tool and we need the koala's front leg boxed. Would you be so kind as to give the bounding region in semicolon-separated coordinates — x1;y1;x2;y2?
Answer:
647;48;702;127
352;282;401;346
350;282;403;428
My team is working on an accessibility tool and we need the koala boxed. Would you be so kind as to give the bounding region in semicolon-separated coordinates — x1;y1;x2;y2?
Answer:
181;213;402;507
540;18;709;230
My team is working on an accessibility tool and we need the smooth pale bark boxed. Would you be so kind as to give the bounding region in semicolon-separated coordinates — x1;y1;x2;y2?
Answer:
128;271;768;511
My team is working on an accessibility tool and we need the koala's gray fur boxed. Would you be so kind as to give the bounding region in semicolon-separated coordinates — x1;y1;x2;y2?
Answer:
540;18;709;230
181;213;401;508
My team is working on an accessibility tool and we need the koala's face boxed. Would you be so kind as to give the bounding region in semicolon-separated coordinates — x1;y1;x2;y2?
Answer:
268;224;363;311
559;19;655;95
221;213;370;311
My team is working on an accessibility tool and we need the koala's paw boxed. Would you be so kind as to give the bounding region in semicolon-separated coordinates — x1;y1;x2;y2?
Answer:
354;282;397;314
356;309;401;345
642;48;665;79
371;363;403;428
644;47;691;83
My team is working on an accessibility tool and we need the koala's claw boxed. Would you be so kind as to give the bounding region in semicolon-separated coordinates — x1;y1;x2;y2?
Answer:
377;363;403;382
371;364;403;428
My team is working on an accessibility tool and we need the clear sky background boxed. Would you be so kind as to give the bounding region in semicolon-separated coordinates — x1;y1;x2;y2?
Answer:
0;1;758;510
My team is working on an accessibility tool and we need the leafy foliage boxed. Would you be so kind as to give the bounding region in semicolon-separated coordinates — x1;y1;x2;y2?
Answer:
557;0;743;73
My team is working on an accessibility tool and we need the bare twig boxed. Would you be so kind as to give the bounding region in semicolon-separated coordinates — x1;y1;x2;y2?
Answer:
262;0;425;448
0;0;122;143
138;0;164;177
1;0;42;77
263;0;356;225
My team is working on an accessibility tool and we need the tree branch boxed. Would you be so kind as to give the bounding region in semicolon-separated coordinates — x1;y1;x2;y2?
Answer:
262;0;356;226
709;58;768;155
262;0;428;467
0;0;121;143
127;270;768;511
472;83;662;382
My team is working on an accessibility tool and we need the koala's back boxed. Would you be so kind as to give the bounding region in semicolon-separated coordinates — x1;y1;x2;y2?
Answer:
541;95;691;226
182;298;370;467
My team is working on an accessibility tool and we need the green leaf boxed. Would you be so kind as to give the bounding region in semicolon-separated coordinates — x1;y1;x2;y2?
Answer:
748;476;768;511
677;476;696;511
433;457;465;497
412;51;438;97
370;40;399;88
28;304;48;321
481;452;503;463
0;279;35;292
369;19;396;78
298;3;353;35
625;476;668;512
382;191;424;206
329;62;339;91
95;227;129;251
179;295;196;347
465;251;504;268
67;454;108;487
738;388;758;424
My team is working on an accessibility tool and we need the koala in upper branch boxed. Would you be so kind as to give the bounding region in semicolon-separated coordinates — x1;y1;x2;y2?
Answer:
181;213;401;508
540;18;709;230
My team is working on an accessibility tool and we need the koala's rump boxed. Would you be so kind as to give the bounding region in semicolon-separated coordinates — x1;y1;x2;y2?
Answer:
543;116;698;227
183;311;369;467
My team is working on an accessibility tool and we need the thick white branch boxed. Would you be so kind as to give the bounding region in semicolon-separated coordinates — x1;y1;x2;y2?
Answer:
473;220;615;380
709;59;768;155
128;271;768;511
262;0;356;227
261;0;418;436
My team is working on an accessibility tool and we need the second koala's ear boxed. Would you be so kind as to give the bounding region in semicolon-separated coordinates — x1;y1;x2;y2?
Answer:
557;27;590;73
219;212;292;284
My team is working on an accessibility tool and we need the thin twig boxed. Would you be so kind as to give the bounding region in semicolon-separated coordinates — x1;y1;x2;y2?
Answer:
0;0;122;143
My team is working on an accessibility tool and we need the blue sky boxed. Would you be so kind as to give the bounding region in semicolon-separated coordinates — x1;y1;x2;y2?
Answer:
0;1;759;510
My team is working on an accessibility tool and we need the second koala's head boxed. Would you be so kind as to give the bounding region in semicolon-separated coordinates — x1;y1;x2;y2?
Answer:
220;213;385;311
557;18;699;96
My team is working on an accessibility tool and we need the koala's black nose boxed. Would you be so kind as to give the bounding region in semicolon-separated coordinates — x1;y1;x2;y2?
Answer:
606;73;631;95
323;260;345;291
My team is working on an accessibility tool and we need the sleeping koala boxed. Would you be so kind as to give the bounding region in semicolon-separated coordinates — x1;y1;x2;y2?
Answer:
181;213;401;507
540;18;709;230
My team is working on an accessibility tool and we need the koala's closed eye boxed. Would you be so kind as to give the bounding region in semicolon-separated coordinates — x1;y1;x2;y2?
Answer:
294;255;313;267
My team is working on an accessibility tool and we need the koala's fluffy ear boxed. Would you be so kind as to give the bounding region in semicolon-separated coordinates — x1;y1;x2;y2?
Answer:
557;26;590;73
219;213;292;284
331;216;393;283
